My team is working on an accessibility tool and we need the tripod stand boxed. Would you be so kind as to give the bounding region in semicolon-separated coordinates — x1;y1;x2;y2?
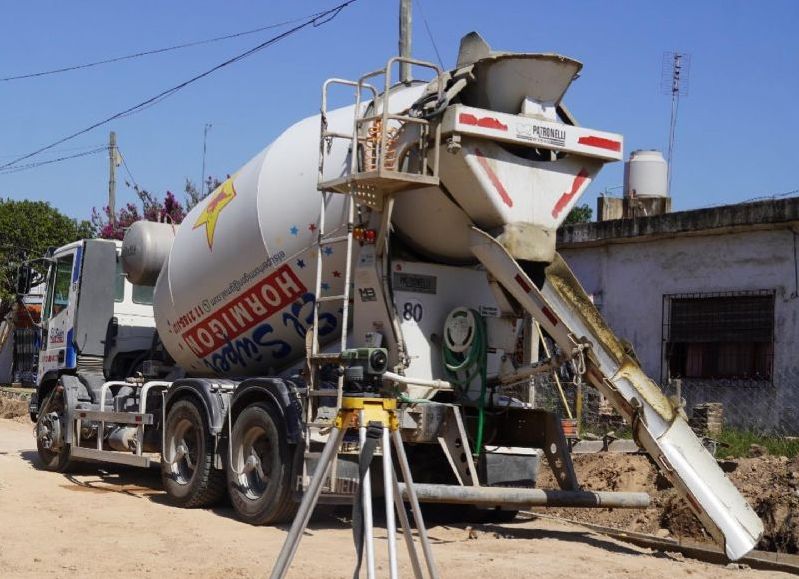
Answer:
271;397;438;579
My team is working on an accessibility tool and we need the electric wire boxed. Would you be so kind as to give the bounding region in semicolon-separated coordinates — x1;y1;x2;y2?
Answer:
414;0;444;69
1;9;332;82
0;147;106;175
117;149;141;192
0;0;357;172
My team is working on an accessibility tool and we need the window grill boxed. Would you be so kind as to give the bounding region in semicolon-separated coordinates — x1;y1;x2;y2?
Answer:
662;290;774;382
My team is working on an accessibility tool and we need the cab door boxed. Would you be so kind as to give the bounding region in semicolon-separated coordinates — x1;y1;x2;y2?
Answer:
37;247;80;383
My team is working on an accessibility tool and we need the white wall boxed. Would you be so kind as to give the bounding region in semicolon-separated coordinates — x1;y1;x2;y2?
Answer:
560;227;799;433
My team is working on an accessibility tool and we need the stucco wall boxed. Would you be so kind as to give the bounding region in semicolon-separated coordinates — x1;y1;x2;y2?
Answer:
560;227;799;433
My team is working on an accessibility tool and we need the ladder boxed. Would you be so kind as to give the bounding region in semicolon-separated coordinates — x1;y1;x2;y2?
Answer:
302;57;446;491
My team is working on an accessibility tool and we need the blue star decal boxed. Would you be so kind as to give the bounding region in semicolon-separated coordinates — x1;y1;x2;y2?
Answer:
321;282;330;291
323;246;334;256
289;225;299;236
296;259;306;269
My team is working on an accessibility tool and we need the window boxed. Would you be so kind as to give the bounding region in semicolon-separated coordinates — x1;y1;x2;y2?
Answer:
114;259;125;302
662;290;774;381
132;283;154;305
48;255;74;318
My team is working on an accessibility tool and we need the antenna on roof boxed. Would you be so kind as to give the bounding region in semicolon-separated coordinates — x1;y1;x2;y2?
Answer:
661;51;691;197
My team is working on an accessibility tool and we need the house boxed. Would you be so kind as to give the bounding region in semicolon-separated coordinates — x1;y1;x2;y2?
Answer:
557;197;799;434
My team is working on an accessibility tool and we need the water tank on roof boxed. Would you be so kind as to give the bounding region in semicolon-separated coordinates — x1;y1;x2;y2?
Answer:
624;149;668;198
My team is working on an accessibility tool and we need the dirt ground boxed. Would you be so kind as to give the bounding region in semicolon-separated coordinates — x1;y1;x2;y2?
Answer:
537;452;799;554
0;419;792;578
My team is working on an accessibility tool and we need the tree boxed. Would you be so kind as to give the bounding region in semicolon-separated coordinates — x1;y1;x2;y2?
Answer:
0;198;94;310
184;176;223;212
564;203;593;225
92;189;186;240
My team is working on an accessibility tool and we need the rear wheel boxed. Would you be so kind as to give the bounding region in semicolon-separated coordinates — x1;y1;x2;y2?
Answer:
161;398;225;507
227;403;297;525
35;387;71;472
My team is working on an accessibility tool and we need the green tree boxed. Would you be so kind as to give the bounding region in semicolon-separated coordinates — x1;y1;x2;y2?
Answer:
184;176;223;211
0;198;94;311
563;203;593;225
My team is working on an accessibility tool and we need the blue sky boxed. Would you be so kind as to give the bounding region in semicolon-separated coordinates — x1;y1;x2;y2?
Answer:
1;0;797;222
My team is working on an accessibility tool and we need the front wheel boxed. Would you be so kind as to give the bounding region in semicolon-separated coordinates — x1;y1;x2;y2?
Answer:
161;398;225;507
35;387;72;472
227;403;297;525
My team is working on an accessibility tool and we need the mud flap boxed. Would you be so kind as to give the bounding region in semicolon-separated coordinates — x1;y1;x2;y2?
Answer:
469;226;763;560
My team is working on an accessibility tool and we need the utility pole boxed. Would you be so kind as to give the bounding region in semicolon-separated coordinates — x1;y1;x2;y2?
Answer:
108;131;117;226
399;0;412;83
201;123;212;197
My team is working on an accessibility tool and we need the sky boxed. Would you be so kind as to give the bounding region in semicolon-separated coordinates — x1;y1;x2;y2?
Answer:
1;0;797;223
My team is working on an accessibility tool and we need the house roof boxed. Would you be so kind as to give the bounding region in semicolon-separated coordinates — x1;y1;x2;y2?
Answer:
557;196;799;248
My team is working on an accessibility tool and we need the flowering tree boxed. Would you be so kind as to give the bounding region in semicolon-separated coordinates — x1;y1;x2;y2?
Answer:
92;189;186;240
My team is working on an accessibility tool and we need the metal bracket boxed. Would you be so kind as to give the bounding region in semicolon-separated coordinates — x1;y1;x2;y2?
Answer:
436;406;480;486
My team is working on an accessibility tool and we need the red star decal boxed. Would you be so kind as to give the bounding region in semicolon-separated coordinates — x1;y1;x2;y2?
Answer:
332;270;341;278
308;223;317;232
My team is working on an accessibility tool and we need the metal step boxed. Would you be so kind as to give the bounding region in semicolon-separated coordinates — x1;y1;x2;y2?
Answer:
71;446;151;468
76;410;153;425
308;389;340;398
309;353;341;362
320;234;350;246
316;294;347;303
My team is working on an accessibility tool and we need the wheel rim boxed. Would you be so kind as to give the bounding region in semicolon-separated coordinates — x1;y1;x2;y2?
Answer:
235;424;274;500
36;391;65;461
168;417;200;485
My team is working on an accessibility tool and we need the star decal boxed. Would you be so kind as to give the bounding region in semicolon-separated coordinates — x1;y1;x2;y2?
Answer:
321;282;330;291
193;177;237;250
289;225;299;236
296;259;306;269
323;246;333;256
308;223;317;232
332;270;341;278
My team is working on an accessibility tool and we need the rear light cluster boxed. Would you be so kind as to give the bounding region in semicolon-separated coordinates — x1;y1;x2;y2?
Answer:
353;226;377;244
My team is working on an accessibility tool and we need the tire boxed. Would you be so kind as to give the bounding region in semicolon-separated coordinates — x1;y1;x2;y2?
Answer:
161;398;225;508
35;387;72;472
227;403;297;525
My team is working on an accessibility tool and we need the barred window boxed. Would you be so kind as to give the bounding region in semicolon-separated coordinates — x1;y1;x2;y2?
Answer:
662;290;774;381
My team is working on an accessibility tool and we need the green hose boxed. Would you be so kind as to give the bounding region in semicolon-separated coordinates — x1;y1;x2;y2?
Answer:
442;309;488;457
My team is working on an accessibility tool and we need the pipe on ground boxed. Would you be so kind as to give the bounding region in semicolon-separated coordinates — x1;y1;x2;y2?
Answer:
397;483;650;509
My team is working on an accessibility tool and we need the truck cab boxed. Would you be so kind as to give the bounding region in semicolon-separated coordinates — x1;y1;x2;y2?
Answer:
29;238;156;417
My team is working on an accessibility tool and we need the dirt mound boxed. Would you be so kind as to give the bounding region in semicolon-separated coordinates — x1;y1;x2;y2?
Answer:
0;396;30;422
536;451;799;553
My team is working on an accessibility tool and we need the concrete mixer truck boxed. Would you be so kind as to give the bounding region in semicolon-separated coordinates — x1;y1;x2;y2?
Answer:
24;32;763;561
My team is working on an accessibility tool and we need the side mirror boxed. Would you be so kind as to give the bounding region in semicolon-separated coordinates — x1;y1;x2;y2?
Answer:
16;264;33;295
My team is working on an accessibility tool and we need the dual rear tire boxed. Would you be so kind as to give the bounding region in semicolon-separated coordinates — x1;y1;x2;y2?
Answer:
161;398;296;524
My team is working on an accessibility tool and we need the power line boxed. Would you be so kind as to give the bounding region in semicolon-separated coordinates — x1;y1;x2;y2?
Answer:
117;149;141;192
0;143;105;160
414;0;444;69
1;10;331;82
0;147;106;175
0;1;357;172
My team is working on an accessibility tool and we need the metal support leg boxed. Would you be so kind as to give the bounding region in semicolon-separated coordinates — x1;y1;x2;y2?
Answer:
382;427;399;579
393;469;423;579
391;429;439;579
359;411;376;579
271;426;346;579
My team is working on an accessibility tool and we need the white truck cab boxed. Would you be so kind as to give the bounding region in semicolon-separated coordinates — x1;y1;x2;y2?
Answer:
34;238;155;392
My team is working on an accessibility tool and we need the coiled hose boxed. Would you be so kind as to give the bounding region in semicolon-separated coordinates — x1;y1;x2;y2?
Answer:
442;309;488;457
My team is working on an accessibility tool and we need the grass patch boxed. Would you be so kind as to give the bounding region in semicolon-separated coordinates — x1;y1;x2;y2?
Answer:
716;429;799;459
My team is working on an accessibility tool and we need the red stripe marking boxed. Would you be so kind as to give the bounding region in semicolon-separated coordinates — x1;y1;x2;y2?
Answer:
551;168;590;218
542;306;559;327
474;147;513;207
459;112;508;132
578;135;621;152
514;274;531;293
